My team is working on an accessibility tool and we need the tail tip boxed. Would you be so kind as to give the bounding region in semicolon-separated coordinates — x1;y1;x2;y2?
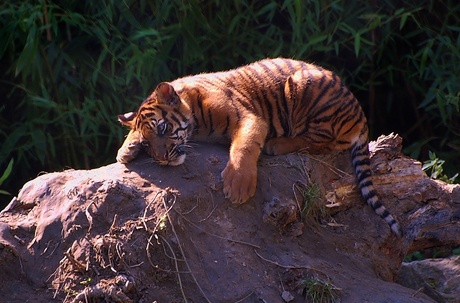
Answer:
391;222;403;238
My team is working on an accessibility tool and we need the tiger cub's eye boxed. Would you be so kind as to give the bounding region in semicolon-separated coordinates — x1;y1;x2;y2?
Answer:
157;122;169;136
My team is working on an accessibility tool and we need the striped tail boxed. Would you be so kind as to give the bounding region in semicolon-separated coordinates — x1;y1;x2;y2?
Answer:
350;136;402;237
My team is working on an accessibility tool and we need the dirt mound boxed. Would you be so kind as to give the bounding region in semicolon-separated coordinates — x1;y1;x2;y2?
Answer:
1;134;456;302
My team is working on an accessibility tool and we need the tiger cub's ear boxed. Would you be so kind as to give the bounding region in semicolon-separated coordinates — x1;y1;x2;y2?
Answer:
118;112;136;128
155;82;180;107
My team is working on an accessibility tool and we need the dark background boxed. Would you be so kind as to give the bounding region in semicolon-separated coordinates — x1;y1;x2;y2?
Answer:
1;0;459;208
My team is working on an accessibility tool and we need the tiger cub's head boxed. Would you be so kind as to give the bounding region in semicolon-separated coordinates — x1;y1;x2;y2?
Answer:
118;82;193;166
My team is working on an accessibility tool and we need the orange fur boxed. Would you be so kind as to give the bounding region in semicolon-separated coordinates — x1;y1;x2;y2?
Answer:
117;58;401;236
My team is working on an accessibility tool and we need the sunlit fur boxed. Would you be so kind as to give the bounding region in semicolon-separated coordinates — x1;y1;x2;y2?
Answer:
117;58;401;236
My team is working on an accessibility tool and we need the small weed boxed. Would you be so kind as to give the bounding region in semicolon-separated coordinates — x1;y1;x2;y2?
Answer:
453;246;460;256
297;276;340;303
404;250;424;262
79;277;92;285
422;151;458;183
0;159;13;196
158;215;167;231
64;288;78;296
404;245;460;262
295;182;323;220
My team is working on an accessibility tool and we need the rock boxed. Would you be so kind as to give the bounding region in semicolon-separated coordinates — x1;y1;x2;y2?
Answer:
398;256;460;303
0;135;458;302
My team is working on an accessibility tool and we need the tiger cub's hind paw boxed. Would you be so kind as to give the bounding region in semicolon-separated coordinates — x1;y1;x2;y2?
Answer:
263;137;302;155
263;138;286;155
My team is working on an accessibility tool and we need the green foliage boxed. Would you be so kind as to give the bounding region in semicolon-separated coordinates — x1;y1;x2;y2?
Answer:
404;251;424;262
422;151;458;183
0;159;14;195
0;0;459;204
296;276;340;303
404;245;460;262
296;182;323;220
453;247;460;256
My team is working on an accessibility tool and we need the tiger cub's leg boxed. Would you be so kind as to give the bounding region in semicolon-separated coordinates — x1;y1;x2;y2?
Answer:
263;137;331;155
116;130;143;164
221;116;269;204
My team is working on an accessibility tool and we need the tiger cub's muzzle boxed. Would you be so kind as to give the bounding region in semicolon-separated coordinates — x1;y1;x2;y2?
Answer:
142;140;187;166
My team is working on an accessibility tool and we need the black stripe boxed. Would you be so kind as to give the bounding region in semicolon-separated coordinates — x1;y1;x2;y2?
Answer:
388;218;397;225
359;180;373;188
351;142;368;156
257;61;279;86
196;98;207;129
229;96;242;123
277;83;290;136
270;59;290;76
337;106;363;136
173;107;188;121
336;139;350;145
264;95;276;137
363;189;378;201
235;96;255;112
312;74;332;110
258;62;288;137
245;66;272;119
299;69;313;101
207;108;214;135
228;73;255;107
310;71;336;110
199;77;229;92
309;129;333;141
379;208;390;218
144;112;156;118
311;97;341;121
255;62;277;137
192;115;200;134
352;149;369;159
160;109;169;122
317;69;327;89
283;59;298;74
353;158;371;168
169;112;181;126
223;115;230;136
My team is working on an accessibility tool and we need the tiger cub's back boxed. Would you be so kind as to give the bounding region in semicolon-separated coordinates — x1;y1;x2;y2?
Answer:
176;58;366;148
214;58;401;235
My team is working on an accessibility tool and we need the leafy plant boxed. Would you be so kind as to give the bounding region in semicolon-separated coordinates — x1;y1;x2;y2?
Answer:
295;182;323;220
404;245;460;262
1;0;459;207
422;151;458;183
0;159;14;195
296;276;340;303
453;246;460;256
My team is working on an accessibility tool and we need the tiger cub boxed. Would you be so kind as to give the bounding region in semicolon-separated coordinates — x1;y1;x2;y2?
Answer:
116;58;402;236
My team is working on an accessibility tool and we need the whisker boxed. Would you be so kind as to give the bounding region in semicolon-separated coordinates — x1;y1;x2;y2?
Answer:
183;141;199;148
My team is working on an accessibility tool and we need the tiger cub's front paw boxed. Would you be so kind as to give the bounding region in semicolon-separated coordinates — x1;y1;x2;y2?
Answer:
116;142;141;164
221;161;257;204
116;130;143;164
